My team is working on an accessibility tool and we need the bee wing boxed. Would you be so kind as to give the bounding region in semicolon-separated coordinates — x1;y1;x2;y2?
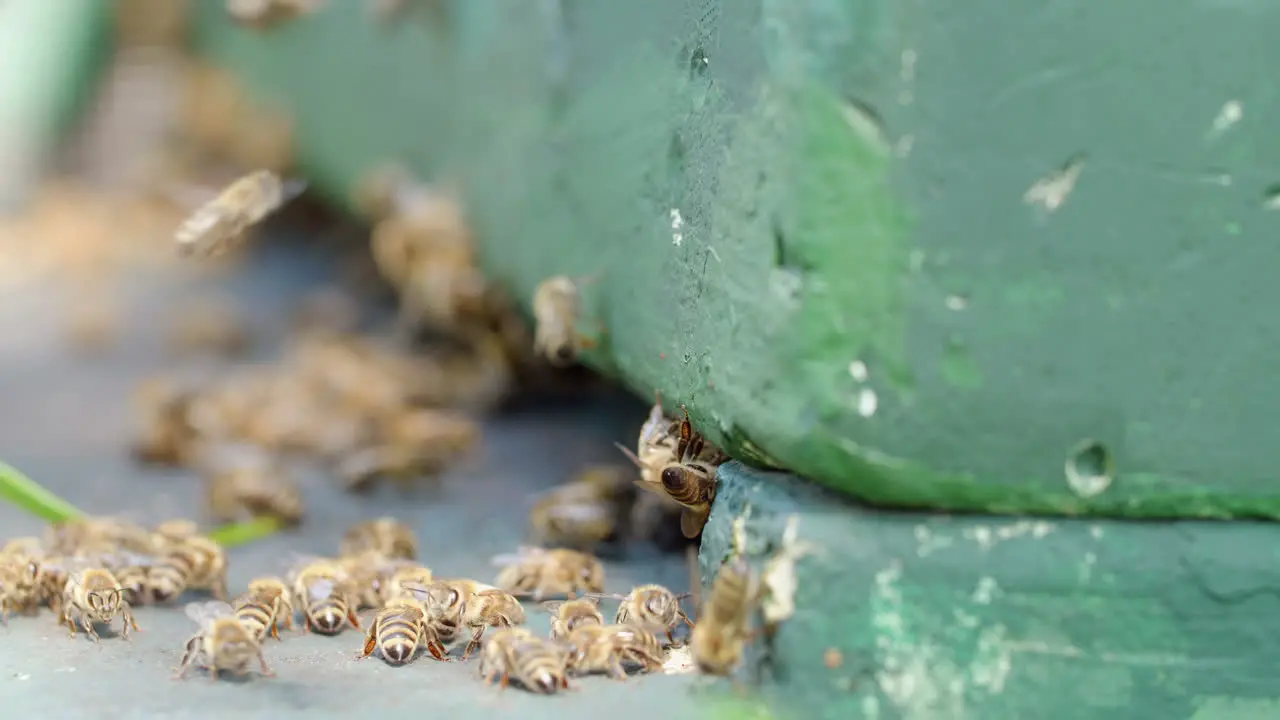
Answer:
540;600;565;613
614;442;646;469
581;592;624;602
279;178;309;203
489;546;540;568
680;508;709;539
307;578;336;600
398;581;431;600
632;480;668;498
185;600;235;627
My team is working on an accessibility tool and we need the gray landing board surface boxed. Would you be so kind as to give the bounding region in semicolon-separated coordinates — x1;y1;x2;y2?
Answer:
0;242;709;719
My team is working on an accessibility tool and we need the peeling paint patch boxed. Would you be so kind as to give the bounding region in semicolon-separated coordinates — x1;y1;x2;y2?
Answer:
669;207;684;247
963;520;1057;550
1024;156;1085;212
1089;525;1104;540
849;359;869;382
913;524;955;557
971;577;1000;605
1207;99;1243;138
856;388;878;417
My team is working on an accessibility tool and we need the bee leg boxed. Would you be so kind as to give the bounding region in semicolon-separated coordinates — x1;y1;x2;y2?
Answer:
302;616;312;634
358;627;378;659
257;648;275;678
461;627;485;660
678;610;695;630
497;672;510;692
346;607;362;630
269;622;281;641
209;666;219;683
608;660;629;681
425;639;451;662
81;616;99;642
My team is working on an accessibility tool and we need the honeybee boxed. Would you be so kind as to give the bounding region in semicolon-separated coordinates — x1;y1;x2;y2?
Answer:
226;0;323;30
378;564;435;606
759;516;817;649
459;588;526;659
492;547;605;601
479;628;573;694
1;536;45;560
60;568;141;641
594;584;694;645
542;594;604;641
565;624;665;680
291;287;360;336
150;533;230;603
340;517;419;561
337;441;475;494
105;551;157;606
200;443;305;525
634;405;724;538
689;517;762;676
174;169;307;258
358;596;449;665
130;375;203;466
291;559;361;635
233;577;294;641
402;578;491;646
531;275;599;366
153;518;200;544
175;600;275;680
113;0;190;49
166;298;251;358
350;162;415;222
528;465;630;550
46;516;156;556
337;551;411;609
0;555;42;622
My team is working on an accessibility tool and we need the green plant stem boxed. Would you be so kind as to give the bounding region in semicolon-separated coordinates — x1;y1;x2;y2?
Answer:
0;460;84;522
207;516;284;548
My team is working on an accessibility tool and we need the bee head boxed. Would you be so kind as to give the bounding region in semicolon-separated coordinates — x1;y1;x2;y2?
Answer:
660;466;688;492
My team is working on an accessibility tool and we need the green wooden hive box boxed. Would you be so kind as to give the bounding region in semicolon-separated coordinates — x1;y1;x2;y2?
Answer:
177;2;1280;718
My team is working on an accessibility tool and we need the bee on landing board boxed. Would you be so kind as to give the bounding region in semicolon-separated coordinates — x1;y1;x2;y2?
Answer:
173;169;307;258
459;588;526;659
60;568;141;641
541;594;604;641
565;623;665;680
479;628;574;694
590;583;694;645
340;517;419;562
232;576;294;642
401;578;492;648
491;546;605;601
358;596;449;665
174;600;275;681
290;559;361;635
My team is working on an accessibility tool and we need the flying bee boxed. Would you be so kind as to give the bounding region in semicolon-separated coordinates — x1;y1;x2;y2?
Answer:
199;443;305;526
591;584;694;645
0;555;42;623
690;517;762;676
173;169;307;258
531;274;600;366
358;596;449;665
225;0;323;31
233;577;294;641
479;628;573;694
60;568;140;641
541;594;604;641
175;600;275;680
528;465;631;550
150;533;229;603
290;559;361;635
565;624;665;680
340;517;419;561
459;589;526;659
492;546;605;601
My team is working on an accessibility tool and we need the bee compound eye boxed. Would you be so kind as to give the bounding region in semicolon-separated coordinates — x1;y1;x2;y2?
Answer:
553;345;575;364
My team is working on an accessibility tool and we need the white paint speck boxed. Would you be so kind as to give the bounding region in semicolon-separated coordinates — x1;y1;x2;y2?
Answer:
1024;156;1085;212
669;208;684;247
857;388;878;417
849;359;869;382
14;673;30;680
1065;465;1112;498
945;294;968;311
972;576;1000;604
1209;99;1243;137
1090;525;1104;539
661;645;696;675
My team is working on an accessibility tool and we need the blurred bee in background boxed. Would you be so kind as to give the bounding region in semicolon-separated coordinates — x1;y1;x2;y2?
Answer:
60;567;140;641
340;517;419;561
492;546;605;601
232;576;294;641
174;61;245;169
0;553;42;623
149;531;230;603
225;101;296;176
113;0;191;49
689;516;762;677
290;558;360;635
565;624;665;680
531;274;600;367
198;442;305;526
459;588;526;659
0;537;44;560
528;465;632;552
336;414;480;495
358;595;448;665
291;287;361;337
225;0;325;31
165;297;252;358
45;516;156;556
541;594;604;641
173;169;307;258
479;628;573;694
175;600;275;680
593;584;693;645
129;374;206;466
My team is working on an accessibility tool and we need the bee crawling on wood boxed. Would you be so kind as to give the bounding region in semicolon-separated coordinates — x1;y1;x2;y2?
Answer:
359;595;449;665
541;593;604;641
290;559;361;635
149;532;230;603
400;578;492;648
459;588;526;659
589;583;694;645
565;624;666;680
623;404;726;539
531;274;602;367
60;568;141;641
173;169;307;258
479;628;574;694
491;546;605;602
174;600;275;681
